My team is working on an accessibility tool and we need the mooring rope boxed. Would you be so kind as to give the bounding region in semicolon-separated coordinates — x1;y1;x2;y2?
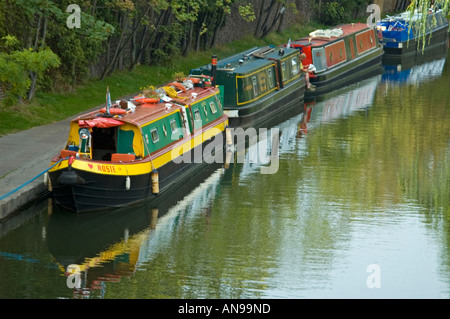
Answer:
0;156;69;201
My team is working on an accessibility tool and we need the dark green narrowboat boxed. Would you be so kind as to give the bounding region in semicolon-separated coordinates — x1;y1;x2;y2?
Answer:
190;46;306;128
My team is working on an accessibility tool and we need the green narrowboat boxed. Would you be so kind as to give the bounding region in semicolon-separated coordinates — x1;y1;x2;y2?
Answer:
48;79;228;213
190;46;306;128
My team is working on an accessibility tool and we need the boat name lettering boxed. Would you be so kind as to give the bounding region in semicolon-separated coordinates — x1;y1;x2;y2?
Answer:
97;164;117;173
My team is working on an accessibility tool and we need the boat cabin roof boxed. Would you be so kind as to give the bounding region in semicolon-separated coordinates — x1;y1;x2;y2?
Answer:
292;23;371;47
203;45;299;75
74;85;219;128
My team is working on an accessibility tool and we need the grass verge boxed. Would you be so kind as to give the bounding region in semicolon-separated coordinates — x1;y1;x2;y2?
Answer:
0;21;327;136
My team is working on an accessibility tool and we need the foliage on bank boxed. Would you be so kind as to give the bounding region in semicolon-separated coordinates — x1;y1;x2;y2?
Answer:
0;0;300;107
0;0;446;135
0;19;327;136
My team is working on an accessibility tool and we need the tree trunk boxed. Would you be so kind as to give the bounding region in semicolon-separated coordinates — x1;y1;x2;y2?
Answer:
259;1;282;38
318;0;322;20
27;15;48;101
149;9;172;64
183;21;194;56
254;0;267;38
129;8;166;70
101;12;130;79
209;9;225;49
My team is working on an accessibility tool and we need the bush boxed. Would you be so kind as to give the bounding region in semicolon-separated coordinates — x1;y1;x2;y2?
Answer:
0;36;60;106
320;1;350;26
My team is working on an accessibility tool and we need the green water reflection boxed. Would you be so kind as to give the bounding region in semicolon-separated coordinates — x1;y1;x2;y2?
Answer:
0;48;449;299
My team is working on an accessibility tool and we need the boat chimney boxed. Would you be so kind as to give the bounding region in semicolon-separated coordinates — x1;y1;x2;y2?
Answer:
211;55;217;87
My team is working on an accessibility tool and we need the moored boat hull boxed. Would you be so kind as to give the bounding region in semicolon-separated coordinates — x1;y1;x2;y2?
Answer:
49;132;226;213
191;46;306;129
225;77;306;128
289;23;384;100
380;26;449;64
48;77;229;213
376;9;449;64
306;46;384;99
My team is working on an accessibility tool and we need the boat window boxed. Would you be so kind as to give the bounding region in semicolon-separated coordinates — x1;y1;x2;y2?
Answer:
193;108;203;129
150;128;159;143
426;13;438;32
267;69;274;88
281;62;286;81
203;105;208;116
237;76;254;105
194;109;201;121
258;71;268;92
291;56;299;76
162;125;168;136
209;101;217;114
252;76;258;96
435;12;444;27
170;119;178;133
312;47;326;72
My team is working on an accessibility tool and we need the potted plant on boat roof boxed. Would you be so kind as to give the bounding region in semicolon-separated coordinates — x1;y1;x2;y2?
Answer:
172;71;186;82
140;85;160;99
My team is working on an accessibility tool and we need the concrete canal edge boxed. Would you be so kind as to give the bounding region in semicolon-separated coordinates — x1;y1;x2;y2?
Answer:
0;95;139;222
0;178;49;222
0;128;63;222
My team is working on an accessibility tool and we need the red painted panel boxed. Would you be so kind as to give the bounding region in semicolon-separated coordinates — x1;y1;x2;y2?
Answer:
324;40;347;68
355;29;376;54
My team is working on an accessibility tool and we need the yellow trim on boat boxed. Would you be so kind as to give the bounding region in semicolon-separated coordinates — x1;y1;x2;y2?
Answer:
236;87;278;106
281;73;301;86
49;121;227;176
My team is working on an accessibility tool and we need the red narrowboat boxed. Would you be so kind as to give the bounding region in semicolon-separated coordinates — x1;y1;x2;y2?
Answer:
287;23;384;99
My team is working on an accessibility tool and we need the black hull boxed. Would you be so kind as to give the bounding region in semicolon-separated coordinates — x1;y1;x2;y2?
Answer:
306;46;384;100
47;161;222;269
225;77;306;129
381;25;449;65
49;134;226;213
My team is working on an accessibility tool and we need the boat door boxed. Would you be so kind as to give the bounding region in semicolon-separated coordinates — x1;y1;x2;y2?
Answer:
91;126;118;161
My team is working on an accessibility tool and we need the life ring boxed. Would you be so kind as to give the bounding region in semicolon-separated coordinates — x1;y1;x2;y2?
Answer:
134;95;159;104
100;107;127;115
142;98;159;104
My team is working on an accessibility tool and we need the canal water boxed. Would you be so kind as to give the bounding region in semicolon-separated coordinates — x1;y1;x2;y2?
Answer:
0;48;449;300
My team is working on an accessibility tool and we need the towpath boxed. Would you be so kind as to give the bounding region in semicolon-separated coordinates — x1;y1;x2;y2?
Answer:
0;117;69;220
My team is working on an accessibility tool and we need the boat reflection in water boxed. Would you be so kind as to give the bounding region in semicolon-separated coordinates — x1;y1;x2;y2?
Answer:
47;163;224;298
301;74;381;131
381;41;448;86
224;74;381;181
